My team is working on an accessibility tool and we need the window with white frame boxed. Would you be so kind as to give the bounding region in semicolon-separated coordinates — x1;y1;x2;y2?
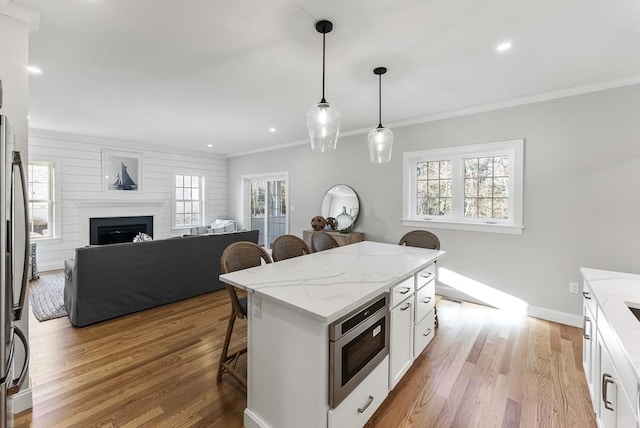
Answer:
28;162;55;239
403;139;524;234
174;174;204;228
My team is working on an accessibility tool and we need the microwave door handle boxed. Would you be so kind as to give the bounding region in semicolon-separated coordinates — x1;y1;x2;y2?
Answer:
11;151;30;320
7;326;30;395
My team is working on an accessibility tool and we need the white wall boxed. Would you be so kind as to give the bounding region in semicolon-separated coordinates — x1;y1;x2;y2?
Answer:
227;84;640;322
29;130;227;272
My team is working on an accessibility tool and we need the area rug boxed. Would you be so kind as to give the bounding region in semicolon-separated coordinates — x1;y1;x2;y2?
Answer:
29;272;67;322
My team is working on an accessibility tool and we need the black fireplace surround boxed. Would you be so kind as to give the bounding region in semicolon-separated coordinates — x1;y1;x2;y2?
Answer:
90;216;153;245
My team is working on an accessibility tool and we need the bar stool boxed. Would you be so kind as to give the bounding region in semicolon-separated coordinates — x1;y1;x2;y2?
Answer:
218;241;272;387
310;231;339;252
271;235;310;262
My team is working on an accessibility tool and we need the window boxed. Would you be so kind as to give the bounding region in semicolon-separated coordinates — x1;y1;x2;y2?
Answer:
243;172;288;248
28;162;55;239
403;139;523;234
174;174;204;228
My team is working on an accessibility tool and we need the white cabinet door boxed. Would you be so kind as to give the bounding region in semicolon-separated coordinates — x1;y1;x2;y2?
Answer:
583;301;595;403
598;335;617;428
389;296;413;390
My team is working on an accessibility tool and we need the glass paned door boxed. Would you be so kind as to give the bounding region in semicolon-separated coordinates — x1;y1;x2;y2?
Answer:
247;175;288;248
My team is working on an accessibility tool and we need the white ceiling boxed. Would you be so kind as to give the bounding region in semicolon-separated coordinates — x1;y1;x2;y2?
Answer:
16;0;640;156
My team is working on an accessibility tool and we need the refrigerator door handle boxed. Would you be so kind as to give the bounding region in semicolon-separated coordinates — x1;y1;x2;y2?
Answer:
7;326;29;396
11;151;30;321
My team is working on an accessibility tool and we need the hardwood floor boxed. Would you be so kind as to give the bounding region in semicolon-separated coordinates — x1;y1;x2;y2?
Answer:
15;274;596;427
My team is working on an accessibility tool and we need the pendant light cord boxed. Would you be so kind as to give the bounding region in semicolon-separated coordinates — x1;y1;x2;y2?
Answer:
321;33;326;103
378;73;382;128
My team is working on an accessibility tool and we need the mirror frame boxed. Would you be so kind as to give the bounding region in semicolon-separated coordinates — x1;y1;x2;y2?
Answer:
321;184;360;225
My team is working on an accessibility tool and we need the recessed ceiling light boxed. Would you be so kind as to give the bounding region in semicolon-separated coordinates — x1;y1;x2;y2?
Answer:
207;144;213;148
496;42;512;52
269;127;276;133
27;66;42;74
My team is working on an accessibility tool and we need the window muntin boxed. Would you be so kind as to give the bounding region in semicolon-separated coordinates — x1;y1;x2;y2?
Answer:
403;140;523;234
28;162;54;239
174;174;203;228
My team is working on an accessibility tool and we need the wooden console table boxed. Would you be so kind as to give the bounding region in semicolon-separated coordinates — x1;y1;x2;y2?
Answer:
303;230;365;250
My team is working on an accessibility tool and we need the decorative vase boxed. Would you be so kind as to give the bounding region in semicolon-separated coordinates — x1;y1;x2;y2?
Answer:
336;206;354;233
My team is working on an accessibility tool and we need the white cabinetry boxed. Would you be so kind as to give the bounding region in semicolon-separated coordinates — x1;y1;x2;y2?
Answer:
581;271;640;428
582;284;598;411
389;281;414;390
414;264;436;357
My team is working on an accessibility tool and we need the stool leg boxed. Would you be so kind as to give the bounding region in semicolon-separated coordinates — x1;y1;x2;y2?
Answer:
434;305;439;328
217;310;237;382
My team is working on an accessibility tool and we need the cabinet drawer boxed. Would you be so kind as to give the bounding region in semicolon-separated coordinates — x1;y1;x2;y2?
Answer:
328;356;389;428
415;280;435;324
414;309;435;357
391;277;414;308
416;263;436;290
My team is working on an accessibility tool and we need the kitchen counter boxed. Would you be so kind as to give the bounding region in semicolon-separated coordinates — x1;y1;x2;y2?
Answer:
220;240;445;323
580;267;640;380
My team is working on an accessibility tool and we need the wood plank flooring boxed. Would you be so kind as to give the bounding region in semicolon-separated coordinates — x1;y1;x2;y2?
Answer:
15;274;596;427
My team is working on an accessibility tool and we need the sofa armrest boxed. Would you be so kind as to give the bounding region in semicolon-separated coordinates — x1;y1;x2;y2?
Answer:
63;258;79;326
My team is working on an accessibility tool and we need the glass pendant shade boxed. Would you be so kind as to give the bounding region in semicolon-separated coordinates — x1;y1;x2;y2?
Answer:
307;101;340;152
368;126;393;163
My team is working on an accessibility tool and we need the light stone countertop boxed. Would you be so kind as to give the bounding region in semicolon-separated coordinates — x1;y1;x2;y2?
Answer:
220;241;445;323
581;267;640;380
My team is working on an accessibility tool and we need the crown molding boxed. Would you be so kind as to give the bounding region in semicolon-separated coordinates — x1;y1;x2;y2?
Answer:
227;76;640;158
0;2;40;32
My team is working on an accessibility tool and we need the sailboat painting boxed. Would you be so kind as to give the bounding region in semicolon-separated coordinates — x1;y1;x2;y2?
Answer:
102;150;142;194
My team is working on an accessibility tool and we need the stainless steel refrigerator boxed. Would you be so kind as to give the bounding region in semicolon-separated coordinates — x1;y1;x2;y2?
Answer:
0;114;30;428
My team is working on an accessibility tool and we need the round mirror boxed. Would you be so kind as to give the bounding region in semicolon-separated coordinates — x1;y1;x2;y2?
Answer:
321;185;359;224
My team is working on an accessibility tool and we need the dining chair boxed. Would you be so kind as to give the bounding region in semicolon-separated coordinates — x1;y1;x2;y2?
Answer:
271;234;311;262
218;241;272;388
310;231;340;252
398;230;441;327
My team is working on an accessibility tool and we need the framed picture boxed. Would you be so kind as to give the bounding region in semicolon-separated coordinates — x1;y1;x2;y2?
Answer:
102;150;143;194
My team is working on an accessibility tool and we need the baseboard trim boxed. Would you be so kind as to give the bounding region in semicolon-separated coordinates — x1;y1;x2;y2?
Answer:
10;386;32;414
436;285;582;327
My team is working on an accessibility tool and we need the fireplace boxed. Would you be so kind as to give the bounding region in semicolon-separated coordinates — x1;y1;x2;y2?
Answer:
90;216;153;245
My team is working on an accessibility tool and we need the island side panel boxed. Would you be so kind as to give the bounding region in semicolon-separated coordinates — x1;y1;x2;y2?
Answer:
245;293;329;428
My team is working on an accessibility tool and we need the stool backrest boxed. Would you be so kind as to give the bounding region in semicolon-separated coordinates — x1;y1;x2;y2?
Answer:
271;235;310;262
398;230;441;250
311;231;340;252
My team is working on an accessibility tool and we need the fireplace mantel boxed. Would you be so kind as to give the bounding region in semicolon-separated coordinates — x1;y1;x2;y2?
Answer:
74;199;166;246
72;199;165;208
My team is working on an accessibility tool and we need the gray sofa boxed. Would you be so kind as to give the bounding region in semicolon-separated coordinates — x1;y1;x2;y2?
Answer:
63;230;259;327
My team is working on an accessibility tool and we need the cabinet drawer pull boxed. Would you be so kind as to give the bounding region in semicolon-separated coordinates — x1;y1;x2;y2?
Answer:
423;328;432;337
400;302;412;311
582;291;591;300
357;395;374;413
602;373;614;411
420;272;432;278
399;287;411;295
422;297;432;304
582;316;590;340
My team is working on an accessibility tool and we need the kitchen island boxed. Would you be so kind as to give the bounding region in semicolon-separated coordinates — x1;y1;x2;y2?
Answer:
220;241;445;428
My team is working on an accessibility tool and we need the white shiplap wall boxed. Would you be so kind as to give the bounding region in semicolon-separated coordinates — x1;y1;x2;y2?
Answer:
29;129;227;272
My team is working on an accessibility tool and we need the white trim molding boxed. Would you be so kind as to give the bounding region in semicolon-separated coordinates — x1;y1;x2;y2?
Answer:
0;2;39;31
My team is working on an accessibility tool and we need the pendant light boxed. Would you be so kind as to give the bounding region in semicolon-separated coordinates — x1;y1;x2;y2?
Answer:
307;20;340;152
368;67;393;164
